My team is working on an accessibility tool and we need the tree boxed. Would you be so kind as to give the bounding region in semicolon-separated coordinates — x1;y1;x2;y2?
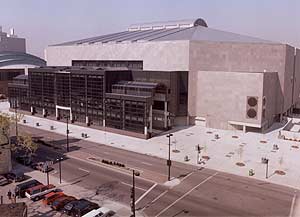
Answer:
17;134;38;160
0;113;11;144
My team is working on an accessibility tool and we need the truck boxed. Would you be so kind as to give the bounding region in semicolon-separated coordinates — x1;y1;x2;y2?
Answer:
25;184;56;201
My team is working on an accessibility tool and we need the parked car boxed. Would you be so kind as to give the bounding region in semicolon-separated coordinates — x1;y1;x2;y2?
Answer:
31;162;54;173
25;184;56;201
15;179;41;198
63;198;99;217
42;191;65;205
5;171;25;182
16;155;32;166
51;196;76;211
82;207;115;217
0;175;10;186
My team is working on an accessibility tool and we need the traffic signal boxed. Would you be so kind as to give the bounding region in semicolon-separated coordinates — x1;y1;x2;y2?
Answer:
130;187;134;199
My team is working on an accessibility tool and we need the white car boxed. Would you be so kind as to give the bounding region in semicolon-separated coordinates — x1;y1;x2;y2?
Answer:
82;207;115;217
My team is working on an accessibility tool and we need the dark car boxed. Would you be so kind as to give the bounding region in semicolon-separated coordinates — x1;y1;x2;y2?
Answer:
51;196;76;211
15;179;41;198
6;171;25;182
0;175;10;186
63;199;99;217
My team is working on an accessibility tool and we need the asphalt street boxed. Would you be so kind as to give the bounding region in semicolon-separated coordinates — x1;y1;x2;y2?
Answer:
17;125;298;216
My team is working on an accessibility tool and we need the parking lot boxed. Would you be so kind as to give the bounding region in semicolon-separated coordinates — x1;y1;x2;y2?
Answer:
0;161;131;216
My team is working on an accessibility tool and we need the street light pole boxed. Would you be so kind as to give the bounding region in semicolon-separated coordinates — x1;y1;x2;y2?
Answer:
166;133;173;181
15;104;18;139
196;144;201;164
46;164;49;185
265;159;269;179
130;170;140;217
66;116;69;152
57;157;63;184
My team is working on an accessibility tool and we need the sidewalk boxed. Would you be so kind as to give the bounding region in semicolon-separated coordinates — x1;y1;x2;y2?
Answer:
2;101;300;190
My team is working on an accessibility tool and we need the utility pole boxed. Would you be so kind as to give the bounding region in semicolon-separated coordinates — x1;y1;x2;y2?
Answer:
166;133;173;181
130;170;140;217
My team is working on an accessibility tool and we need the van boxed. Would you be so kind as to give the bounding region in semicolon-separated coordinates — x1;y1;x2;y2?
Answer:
15;179;41;198
83;207;115;217
25;184;56;201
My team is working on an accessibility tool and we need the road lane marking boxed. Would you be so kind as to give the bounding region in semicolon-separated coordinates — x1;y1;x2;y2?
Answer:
289;191;297;217
78;168;90;173
180;171;194;182
120;182;147;192
50;170;58;175
141;161;153;166
141;189;169;212
154;172;218;217
135;183;158;205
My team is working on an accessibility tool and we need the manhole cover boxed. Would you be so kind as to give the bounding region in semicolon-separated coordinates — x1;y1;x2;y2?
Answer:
236;162;245;167
275;170;286;175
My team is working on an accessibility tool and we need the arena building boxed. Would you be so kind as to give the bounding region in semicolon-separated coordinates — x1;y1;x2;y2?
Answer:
9;18;300;137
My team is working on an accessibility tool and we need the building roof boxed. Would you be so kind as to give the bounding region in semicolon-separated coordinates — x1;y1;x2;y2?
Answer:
52;18;277;47
0;203;27;217
0;52;46;68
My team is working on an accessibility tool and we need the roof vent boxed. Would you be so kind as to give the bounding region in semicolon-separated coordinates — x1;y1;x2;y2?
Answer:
128;18;207;31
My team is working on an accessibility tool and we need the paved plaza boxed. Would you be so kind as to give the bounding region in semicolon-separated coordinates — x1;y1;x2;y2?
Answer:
2;101;300;190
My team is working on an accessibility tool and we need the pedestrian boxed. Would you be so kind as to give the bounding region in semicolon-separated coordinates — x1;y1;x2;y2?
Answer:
7;190;11;200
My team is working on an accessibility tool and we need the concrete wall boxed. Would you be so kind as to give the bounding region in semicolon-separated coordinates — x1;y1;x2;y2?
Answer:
262;72;281;127
195;71;265;129
189;41;291;118
284;45;295;111
45;41;190;71
294;49;300;108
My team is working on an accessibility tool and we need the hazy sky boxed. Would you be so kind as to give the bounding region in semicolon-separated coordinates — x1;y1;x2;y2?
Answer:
1;0;299;58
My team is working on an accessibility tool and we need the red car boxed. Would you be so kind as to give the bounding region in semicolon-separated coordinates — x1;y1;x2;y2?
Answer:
51;196;76;211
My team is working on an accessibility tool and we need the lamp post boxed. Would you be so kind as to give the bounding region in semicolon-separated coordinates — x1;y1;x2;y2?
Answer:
45;163;50;185
130;170;140;217
196;144;201;164
265;158;269;179
56;157;63;184
166;133;173;181
64;115;70;152
14;102;18;140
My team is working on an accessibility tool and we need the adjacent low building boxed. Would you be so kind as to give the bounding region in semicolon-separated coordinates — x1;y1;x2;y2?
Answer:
0;26;46;98
8;66;187;138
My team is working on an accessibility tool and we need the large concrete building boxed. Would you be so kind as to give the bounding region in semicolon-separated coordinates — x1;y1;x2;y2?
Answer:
27;18;300;133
